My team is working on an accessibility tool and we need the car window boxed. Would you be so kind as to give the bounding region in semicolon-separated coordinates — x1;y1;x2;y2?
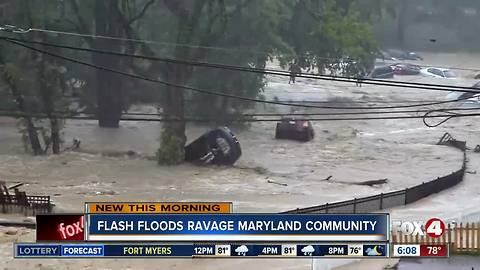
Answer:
431;69;444;77
443;70;456;78
427;68;435;74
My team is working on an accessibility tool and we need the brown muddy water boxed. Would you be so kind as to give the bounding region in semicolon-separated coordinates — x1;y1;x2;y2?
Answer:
1;53;480;269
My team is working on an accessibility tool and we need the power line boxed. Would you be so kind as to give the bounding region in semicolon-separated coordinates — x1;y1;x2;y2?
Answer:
12;26;480;72
4;36;480;94
2;110;480;123
6;39;478;111
0;91;461;105
112;107;480;117
264;99;450;104
2;107;480;118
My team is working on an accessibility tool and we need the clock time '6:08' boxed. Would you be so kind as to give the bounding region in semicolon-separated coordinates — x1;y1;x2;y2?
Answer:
393;245;420;257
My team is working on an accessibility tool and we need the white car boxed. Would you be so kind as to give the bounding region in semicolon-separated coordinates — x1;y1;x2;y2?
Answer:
420;67;456;79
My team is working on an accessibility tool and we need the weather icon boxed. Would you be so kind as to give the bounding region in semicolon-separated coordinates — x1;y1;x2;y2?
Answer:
235;245;249;256
366;246;383;256
301;245;315;256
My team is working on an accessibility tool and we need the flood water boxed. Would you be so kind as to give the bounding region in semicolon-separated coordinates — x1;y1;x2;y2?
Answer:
1;53;480;270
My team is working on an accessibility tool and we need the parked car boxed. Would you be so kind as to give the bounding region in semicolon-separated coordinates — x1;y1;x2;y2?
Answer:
420;67;456;79
367;65;394;79
184;127;241;165
377;50;396;61
275;117;314;142
385;49;424;60
390;63;422;75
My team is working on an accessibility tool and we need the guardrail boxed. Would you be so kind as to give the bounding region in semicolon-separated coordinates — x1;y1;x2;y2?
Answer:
282;133;467;214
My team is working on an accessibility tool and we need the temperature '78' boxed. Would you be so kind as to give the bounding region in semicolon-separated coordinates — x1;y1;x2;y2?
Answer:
427;246;441;255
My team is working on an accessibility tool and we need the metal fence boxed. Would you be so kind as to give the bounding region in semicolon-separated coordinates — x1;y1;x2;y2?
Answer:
282;136;467;214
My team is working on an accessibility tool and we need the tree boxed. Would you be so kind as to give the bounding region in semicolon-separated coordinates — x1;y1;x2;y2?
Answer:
0;0;68;155
67;0;156;128
279;0;378;76
153;0;291;164
0;0;384;162
0;63;43;155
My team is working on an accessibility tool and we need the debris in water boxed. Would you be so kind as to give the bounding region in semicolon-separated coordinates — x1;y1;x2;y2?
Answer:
474;145;480;153
355;179;388;186
7;183;24;190
323;176;333;181
267;180;288;186
5;229;18;235
95;190;117;195
329;178;388;186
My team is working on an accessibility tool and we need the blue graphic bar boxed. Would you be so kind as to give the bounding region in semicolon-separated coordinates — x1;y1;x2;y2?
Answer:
87;214;388;241
14;243;389;258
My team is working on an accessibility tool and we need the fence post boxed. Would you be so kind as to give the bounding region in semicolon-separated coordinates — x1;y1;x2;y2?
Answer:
353;198;356;213
459;223;463;252
466;223;470;252
477;223;480;252
379;193;383;209
448;223;452;251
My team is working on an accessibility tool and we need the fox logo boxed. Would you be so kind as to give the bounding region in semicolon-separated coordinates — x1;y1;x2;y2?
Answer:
392;218;445;238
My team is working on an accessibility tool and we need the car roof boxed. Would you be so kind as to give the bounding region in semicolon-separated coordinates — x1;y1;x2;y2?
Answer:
427;67;451;72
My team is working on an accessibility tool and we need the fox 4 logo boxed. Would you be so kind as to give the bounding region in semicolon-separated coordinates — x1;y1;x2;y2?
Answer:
393;218;446;238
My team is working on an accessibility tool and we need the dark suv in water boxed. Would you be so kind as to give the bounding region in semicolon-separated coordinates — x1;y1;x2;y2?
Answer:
185;127;242;165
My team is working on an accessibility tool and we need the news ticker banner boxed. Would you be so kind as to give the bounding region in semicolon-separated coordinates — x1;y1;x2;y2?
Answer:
15;243;388;258
86;214;389;241
36;213;388;242
85;202;233;214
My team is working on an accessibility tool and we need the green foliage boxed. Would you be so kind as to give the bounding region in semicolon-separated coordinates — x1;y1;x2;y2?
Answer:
1;0;386;160
157;129;185;165
279;0;378;76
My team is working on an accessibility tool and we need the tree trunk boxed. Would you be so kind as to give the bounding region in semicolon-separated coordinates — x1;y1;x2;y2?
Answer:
94;0;123;128
157;63;187;165
396;0;408;49
9;85;43;155
26;120;42;155
50;118;61;154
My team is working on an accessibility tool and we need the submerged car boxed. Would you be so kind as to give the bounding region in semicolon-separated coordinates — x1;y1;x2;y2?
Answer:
390;63;421;75
445;81;480;106
185;127;241;165
367;65;394;79
275;117;314;142
385;49;424;61
420;67;456;79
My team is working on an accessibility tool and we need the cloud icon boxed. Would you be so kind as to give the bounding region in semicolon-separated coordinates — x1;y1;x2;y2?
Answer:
366;246;382;256
301;245;315;255
235;245;249;255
